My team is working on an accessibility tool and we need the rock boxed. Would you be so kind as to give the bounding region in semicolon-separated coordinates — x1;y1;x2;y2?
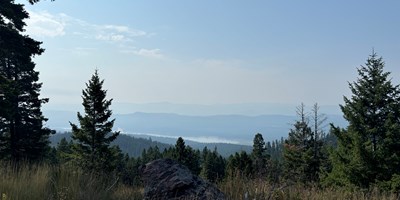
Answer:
141;158;226;200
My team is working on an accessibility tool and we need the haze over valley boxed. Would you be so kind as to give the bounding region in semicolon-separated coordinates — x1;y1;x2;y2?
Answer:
45;102;347;145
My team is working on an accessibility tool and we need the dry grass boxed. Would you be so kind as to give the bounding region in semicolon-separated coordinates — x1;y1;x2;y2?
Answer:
0;163;398;200
219;174;399;200
0;163;143;200
111;185;143;200
0;163;50;200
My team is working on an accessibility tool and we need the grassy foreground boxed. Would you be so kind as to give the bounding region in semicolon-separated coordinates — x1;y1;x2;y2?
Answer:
0;164;398;200
0;163;142;200
219;174;399;200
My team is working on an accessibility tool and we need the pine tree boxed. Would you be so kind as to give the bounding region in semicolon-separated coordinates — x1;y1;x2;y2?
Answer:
283;103;325;184
251;133;269;178
70;70;119;173
200;147;226;182
141;146;162;163
226;151;253;178
175;137;186;163
0;0;52;162
309;103;327;182
326;53;400;188
56;137;73;164
169;137;201;175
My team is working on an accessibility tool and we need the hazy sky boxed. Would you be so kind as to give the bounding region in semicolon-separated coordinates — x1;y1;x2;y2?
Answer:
18;0;400;110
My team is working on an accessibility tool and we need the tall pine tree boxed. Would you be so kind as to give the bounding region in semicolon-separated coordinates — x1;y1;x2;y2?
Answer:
169;137;201;175
326;53;400;188
70;70;119;173
251;133;269;178
0;0;52;162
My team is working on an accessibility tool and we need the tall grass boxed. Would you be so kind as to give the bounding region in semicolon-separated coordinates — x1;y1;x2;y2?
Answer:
0;163;143;200
0;163;50;200
0;163;398;199
218;173;399;200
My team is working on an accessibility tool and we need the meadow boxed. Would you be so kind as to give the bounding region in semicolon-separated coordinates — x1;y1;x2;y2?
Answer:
1;163;398;200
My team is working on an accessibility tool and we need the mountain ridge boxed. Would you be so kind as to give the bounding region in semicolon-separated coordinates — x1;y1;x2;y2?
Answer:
44;110;347;145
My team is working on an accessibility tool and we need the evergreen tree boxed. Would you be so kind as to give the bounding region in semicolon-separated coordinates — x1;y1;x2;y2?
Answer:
251;133;269;178
326;53;400;188
70;70;119;173
266;138;284;161
283;103;325;184
226;151;253;178
309;103;327;182
56;137;73;164
121;156;142;186
141;146;162;164
175;137;186;163
200;147;226;182
0;0;52;162
168;137;201;175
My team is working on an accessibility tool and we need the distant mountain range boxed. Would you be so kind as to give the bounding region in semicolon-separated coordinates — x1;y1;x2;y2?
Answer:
44;110;347;145
44;102;343;116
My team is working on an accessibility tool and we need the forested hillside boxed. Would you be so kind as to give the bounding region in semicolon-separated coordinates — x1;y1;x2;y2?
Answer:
50;132;252;157
50;132;170;158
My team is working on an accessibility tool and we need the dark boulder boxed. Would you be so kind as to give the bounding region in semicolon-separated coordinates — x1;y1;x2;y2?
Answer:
141;158;226;200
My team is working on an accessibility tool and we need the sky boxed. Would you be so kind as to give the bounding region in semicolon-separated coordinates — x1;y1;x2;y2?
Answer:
16;0;400;114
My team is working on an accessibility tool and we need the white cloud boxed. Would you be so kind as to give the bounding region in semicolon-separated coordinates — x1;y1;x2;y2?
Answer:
96;34;125;42
93;25;146;42
104;25;130;32
101;25;146;36
25;11;66;37
133;48;165;59
25;10;147;43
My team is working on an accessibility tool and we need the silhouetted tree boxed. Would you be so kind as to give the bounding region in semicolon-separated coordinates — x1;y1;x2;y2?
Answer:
0;0;53;162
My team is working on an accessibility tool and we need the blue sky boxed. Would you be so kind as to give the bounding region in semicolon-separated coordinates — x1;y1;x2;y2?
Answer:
17;0;400;113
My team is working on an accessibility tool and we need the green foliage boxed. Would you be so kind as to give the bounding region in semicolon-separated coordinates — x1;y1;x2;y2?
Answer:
50;132;171;158
226;151;253;177
326;53;400;188
56;137;73;164
141;146;162;164
283;103;327;184
167;137;201;175
266;138;284;161
70;70;120;173
200;147;226;183
251;133;269;178
120;156;143;187
0;0;53;162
